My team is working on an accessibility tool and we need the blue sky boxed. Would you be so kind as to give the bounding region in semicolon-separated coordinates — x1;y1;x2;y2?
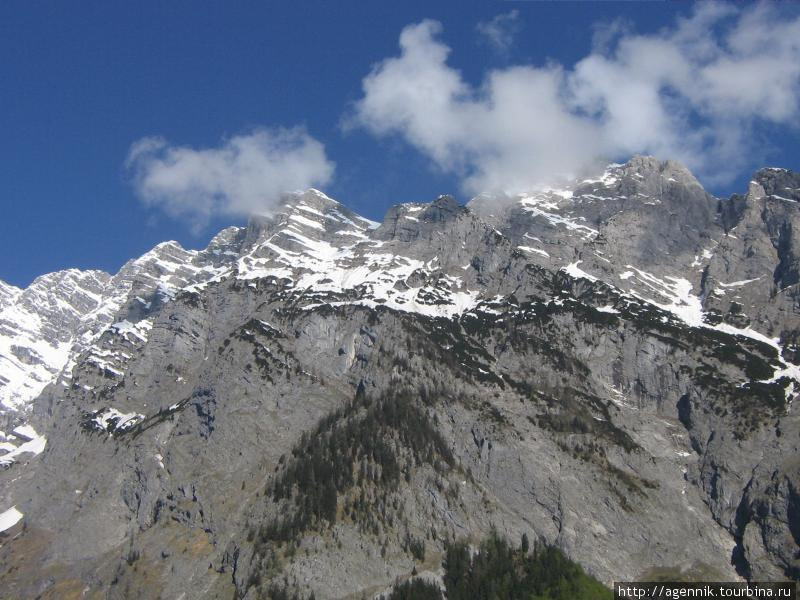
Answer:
2;1;799;287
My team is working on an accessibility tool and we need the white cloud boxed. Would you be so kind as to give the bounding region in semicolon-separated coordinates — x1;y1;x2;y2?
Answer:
569;1;800;183
590;18;633;55
476;10;521;55
351;4;800;194
126;127;334;229
352;20;603;195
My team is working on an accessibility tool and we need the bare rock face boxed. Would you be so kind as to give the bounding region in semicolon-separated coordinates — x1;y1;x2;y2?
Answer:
0;157;798;599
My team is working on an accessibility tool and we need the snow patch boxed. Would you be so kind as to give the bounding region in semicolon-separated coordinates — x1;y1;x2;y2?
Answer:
517;246;550;258
595;306;620;314
111;319;153;342
289;213;325;231
561;261;598;282
91;408;144;435
0;506;23;533
718;277;763;288
0;424;46;466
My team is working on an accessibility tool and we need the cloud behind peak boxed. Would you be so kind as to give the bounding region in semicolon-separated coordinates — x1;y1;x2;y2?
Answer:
350;4;800;195
126;127;334;231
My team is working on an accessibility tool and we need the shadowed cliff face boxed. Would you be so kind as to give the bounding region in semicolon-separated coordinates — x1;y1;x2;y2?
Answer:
0;157;798;599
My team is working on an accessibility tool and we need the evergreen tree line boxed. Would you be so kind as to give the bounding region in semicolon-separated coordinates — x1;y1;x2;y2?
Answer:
256;389;455;545
383;533;612;600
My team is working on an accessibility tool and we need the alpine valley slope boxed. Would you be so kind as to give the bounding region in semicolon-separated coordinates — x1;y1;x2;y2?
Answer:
0;156;798;599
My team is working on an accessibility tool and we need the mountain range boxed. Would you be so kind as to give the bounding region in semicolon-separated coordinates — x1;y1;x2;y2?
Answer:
0;155;798;599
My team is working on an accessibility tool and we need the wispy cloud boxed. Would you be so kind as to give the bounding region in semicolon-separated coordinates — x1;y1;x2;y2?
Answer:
126;127;334;230
350;4;800;195
590;17;633;54
476;10;521;55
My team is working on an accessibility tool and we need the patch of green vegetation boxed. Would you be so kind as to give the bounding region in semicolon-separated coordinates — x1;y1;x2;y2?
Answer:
617;297;778;374
778;330;800;366
481;401;509;426
495;301;591;377
403;532;426;562
703;310;724;326
254;389;455;547
535;389;638;453
382;532;613;600
382;579;443;600
174;290;205;309
216;318;301;383
570;302;621;327
691;361;789;437
443;533;612;600
412;318;505;388
618;298;778;380
638;563;730;583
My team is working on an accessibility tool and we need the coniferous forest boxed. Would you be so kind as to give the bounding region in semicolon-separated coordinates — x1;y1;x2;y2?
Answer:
382;533;612;600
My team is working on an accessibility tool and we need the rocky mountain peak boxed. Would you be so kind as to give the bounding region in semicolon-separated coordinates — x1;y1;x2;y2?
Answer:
746;180;767;200
423;194;465;222
242;189;375;250
202;226;247;266
575;156;705;202
753;167;800;202
0;268;112;411
622;155;698;182
15;269;112;331
285;187;340;209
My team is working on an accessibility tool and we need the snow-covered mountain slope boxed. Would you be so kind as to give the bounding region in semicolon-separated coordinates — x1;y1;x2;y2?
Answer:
0;269;111;411
470;156;800;352
235;191;486;317
0;191;461;411
3;161;799;421
0;236;243;466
